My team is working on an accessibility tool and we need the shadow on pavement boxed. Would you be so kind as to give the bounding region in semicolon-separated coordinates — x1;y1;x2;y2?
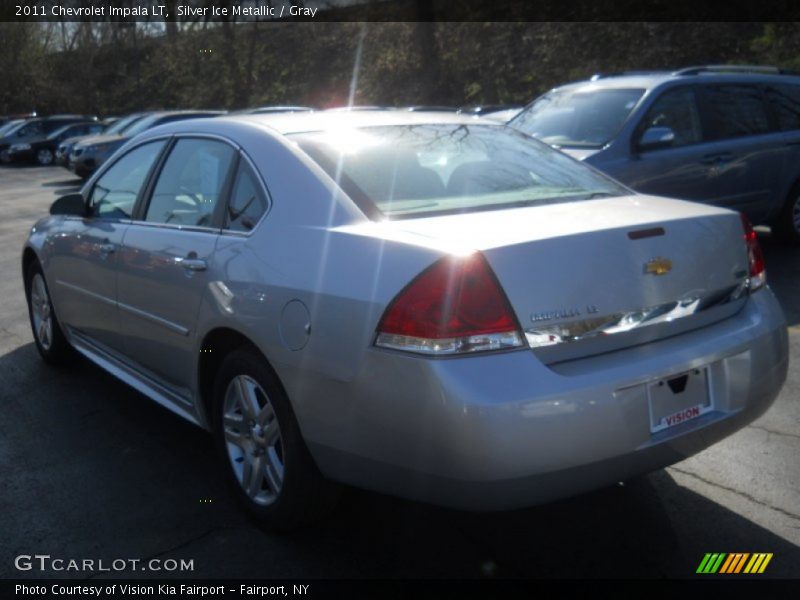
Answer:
42;178;83;189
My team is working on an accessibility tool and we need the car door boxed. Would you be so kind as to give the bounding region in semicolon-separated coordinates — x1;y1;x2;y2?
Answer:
763;82;800;219
606;85;726;203
693;83;787;221
115;137;237;395
45;140;167;354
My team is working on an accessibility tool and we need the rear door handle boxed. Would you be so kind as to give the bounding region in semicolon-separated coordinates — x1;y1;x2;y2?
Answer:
180;258;207;272
98;243;116;255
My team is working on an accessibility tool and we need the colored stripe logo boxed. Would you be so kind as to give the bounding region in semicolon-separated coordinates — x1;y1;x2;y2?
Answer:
696;553;773;574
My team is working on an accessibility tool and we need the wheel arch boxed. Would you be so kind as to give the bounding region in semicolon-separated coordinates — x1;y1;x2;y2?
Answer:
196;326;288;431
21;246;40;298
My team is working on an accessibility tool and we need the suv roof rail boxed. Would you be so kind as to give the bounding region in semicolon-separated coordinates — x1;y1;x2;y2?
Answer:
674;65;799;76
590;70;668;81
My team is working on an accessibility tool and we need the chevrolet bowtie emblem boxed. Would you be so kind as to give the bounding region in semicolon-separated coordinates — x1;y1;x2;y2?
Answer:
644;257;672;276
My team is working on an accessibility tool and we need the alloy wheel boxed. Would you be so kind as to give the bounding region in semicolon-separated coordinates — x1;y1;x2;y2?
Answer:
37;149;54;165
222;375;284;506
30;273;53;351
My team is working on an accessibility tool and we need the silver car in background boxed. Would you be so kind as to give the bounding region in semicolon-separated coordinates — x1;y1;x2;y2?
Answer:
22;112;788;529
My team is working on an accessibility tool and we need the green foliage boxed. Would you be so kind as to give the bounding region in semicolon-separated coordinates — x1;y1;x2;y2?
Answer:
0;22;798;115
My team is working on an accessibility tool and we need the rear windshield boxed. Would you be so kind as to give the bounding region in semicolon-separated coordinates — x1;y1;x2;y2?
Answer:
122;115;162;137
291;124;627;219
510;88;645;148
105;114;143;135
0;120;23;137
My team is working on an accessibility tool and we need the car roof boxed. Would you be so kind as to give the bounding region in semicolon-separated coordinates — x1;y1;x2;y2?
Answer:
149;110;225;118
220;110;492;135
553;68;800;94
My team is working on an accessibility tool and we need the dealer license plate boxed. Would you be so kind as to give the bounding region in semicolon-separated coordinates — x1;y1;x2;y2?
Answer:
648;367;712;434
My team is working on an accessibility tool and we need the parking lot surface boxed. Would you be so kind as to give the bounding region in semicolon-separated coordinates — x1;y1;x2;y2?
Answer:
0;166;798;579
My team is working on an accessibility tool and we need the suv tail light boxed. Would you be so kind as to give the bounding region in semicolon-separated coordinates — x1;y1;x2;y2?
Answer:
741;214;766;291
375;254;524;355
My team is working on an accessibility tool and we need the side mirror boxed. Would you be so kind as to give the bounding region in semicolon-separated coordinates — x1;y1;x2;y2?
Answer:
50;193;87;217
637;127;675;151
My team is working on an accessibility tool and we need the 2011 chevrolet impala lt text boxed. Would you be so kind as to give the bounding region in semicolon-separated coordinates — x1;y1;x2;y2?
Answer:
21;112;789;529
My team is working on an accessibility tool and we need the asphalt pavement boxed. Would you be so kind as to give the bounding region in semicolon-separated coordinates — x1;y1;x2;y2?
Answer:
0;166;797;579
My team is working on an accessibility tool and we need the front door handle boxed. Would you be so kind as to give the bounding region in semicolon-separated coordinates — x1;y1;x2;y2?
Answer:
98;243;116;255
700;152;735;165
180;258;207;272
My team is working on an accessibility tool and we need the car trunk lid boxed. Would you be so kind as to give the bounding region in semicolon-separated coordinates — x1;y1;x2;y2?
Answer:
379;195;751;364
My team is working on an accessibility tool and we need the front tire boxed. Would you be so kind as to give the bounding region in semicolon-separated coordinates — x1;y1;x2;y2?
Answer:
25;261;71;364
212;347;339;530
772;184;800;244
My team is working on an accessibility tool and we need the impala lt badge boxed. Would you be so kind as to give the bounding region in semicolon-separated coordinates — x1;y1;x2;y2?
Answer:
531;305;599;323
644;257;673;276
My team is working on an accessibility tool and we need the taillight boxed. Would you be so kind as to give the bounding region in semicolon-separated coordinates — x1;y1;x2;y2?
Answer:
741;214;766;292
375;253;524;355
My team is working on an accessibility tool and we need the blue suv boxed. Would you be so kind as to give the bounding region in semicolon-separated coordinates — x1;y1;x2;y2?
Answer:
509;65;800;242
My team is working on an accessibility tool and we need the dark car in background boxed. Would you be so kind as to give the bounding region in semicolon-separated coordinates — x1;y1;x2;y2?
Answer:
509;65;800;242
8;121;105;165
0;112;36;127
1;115;96;164
56;113;148;167
69;110;224;178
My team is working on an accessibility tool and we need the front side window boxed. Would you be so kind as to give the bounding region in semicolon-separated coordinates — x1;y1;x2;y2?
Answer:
144;138;236;227
638;87;703;149
702;85;770;140
293;124;627;219
225;160;268;232
89;141;166;219
510;88;644;148
765;84;800;132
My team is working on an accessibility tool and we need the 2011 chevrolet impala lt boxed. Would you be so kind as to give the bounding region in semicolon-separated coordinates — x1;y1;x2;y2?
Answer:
22;111;789;529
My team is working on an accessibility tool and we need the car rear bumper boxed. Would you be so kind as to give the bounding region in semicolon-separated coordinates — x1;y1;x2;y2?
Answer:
7;149;34;162
297;288;788;511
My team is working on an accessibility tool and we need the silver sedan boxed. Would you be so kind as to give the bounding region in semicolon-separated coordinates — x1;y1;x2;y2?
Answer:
22;111;789;529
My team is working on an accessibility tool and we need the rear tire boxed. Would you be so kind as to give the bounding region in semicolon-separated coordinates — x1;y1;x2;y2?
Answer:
772;183;800;244
36;149;54;166
212;347;339;530
25;261;71;365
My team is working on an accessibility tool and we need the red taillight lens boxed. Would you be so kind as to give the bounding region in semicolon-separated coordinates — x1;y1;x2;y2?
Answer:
375;253;524;355
741;214;766;291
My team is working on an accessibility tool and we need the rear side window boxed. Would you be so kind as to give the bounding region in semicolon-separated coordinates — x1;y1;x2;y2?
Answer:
639;87;703;148
89;141;166;219
701;85;770;140
765;84;800;131
145;138;236;227
224;160;268;232
16;121;43;137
